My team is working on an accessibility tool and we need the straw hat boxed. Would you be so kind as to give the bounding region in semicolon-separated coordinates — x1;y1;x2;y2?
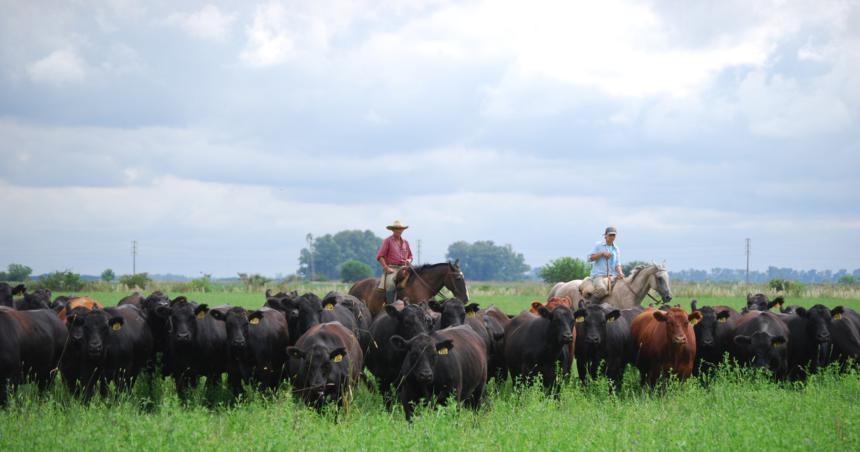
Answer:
386;220;409;230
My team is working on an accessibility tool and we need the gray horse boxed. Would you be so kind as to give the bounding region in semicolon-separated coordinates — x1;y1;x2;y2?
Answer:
549;263;673;309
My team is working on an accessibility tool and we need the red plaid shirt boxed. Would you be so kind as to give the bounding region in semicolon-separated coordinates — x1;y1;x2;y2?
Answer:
376;236;412;266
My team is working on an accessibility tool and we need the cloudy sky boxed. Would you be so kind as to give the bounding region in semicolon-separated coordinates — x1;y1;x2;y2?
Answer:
1;0;859;277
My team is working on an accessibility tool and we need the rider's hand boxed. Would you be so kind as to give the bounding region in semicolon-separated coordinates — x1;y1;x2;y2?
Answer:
384;266;393;274
603;251;613;258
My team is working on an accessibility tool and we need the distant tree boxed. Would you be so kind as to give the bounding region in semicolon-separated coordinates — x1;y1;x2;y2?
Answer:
446;241;530;281
339;259;373;283
839;275;857;285
539;257;590;283
189;274;213;292
7;263;32;282
298;230;383;280
120;273;152;290
101;268;116;282
238;273;271;290
622;260;650;277
37;270;84;291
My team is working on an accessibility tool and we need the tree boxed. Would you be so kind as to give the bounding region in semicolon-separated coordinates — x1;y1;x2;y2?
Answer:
101;268;116;282
298;230;383;280
189;274;213;292
7;263;32;281
120;273;152;290
622;260;650;277
238;273;271;290
446;241;530;281
36;270;84;291
539;257;590;283
340;259;373;283
839;275;856;285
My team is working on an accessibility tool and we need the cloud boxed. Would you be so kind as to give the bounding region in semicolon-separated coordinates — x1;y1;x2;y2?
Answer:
241;2;302;67
26;49;88;84
167;4;236;41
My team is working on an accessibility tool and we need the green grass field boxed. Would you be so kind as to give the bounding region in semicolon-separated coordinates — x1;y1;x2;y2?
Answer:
1;288;859;450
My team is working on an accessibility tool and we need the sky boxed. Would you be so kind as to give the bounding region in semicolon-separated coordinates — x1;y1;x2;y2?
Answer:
1;0;859;277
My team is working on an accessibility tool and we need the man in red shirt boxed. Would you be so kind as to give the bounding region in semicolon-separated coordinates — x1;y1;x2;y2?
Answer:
376;220;413;304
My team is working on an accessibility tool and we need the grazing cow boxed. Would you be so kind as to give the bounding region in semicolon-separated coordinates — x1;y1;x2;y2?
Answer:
67;305;153;402
321;291;373;354
118;292;145;307
287;322;363;409
745;293;784;312
631;307;700;387
0;307;67;406
57;297;104;321
730;311;790;380
689;300;739;376
390;325;487;421
366;304;432;407
573;304;633;392
14;288;52;311
824;306;860;369
527;296;572;315
481;305;510;381
777;305;838;380
210;307;290;395
504;305;575;392
155;300;227;399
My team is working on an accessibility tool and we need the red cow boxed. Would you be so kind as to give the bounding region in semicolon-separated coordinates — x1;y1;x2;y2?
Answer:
631;307;702;387
58;297;104;322
528;296;572;315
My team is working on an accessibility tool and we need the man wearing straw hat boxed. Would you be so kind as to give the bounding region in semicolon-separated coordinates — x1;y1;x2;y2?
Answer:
586;226;625;301
376;220;413;304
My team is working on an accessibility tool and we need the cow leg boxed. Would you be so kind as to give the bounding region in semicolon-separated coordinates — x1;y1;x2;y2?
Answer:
0;377;8;407
466;382;485;410
576;357;588;384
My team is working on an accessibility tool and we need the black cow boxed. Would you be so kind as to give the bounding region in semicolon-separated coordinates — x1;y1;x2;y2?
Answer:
118;292;145;307
0;307;67;406
481;305;509;381
321;291;373;353
730;311;790;379
390;325;487;421
0;283;25;308
825;306;860;370
573;304;633;392
428;299;491;353
155;300;227;400
366;304;432;408
689;300;739;376
51;295;76;312
14;288;52;311
745;293;784;312
287;322;363;409
504;305;575;393
210;307;290;395
777;305;837;380
286;293;361;348
68;305;153;402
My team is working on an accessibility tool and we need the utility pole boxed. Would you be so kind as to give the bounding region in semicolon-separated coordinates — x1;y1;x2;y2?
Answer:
132;240;138;275
306;233;314;281
417;239;422;265
745;238;751;285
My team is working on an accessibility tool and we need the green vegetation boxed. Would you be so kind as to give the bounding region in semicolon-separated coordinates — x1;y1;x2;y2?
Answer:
539;257;589;283
34;270;84;291
0;263;32;282
119;273;153;290
339;259;373;283
100;268;115;282
299;230;383;280
447;240;530;281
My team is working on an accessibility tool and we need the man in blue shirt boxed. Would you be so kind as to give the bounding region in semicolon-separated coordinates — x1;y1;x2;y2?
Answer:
587;226;625;300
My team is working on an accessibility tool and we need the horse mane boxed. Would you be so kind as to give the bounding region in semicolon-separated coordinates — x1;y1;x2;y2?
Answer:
629;263;666;281
411;262;453;274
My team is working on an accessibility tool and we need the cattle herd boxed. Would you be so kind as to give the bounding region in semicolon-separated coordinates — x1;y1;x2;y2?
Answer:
1;282;859;421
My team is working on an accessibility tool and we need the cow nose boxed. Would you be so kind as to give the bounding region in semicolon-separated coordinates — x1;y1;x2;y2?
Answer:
176;332;191;342
817;333;831;342
561;334;573;344
417;372;433;383
702;338;714;347
673;336;687;344
231;339;246;348
586;335;601;344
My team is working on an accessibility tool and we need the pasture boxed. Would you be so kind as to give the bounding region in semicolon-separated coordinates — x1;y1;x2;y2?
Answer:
1;286;859;450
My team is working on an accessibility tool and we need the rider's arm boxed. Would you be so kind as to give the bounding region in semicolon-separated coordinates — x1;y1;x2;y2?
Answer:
378;257;391;273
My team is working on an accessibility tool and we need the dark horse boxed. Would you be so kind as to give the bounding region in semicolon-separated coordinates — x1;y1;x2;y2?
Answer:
349;260;469;316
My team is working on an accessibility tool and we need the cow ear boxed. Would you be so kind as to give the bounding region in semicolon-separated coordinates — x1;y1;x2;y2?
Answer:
746;293;754;302
171;296;188;306
653;311;668;322
248;311;264;325
537;306;552;319
435;339;454;355
831;306;845;321
771;336;787;348
690;299;698;312
109;317;124;332
155;305;172;319
794;307;808;318
266;298;285;311
194;304;210;320
688;311;703;325
389;335;408;351
768;297;784;310
323;300;336;311
716;311;731;322
734;335;751;345
329;347;347;363
607;310;621;323
12;284;26;295
465;303;480;313
209;309;225;321
265;288;273;298
530;301;542;312
384;304;401;318
573;309;586;323
428;300;444;313
287;347;304;360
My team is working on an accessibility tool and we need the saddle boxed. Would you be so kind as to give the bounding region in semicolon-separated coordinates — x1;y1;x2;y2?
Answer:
578;275;615;299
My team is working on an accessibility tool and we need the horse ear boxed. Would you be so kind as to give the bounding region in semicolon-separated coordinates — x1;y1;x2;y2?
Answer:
454;258;460;267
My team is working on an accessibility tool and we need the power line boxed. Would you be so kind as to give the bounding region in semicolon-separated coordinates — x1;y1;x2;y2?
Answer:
745;238;751;285
132;240;138;275
417;239;422;265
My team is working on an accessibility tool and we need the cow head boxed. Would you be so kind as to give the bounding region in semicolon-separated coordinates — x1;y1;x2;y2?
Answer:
158;300;206;346
80;309;124;360
746;293;782;312
390;333;452;385
65;307;92;345
385;304;431;338
17;288;52;310
429;298;466;329
653;307;698;346
293;293;324;337
537;305;574;346
574;305;620;346
733;332;787;374
795;304;835;367
691;306;730;350
211;307;252;352
287;344;347;405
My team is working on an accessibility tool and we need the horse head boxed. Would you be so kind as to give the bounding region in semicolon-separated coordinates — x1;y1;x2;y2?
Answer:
444;259;469;302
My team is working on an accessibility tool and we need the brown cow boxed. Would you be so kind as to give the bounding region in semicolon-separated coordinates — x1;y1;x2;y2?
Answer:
528;296;572;315
58;297;104;322
631;307;702;387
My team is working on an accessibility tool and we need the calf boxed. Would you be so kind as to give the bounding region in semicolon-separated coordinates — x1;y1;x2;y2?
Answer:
573;304;633;392
210;307;290;395
0;307;67;406
390;325;487;421
69;305;153;402
730;311;790;380
689;300;739;376
287;322;363;409
155;300;227;400
631;307;700;387
366;304;432;408
504;305;575;392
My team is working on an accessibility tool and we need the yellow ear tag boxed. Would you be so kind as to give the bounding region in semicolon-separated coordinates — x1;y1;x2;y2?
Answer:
575;316;585;323
332;354;343;363
607;317;615;323
196;311;205;320
249;317;261;325
111;323;122;331
833;313;843;321
324;304;335;311
690;318;699;326
774;341;786;348
438;347;449;356
466;311;476;318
